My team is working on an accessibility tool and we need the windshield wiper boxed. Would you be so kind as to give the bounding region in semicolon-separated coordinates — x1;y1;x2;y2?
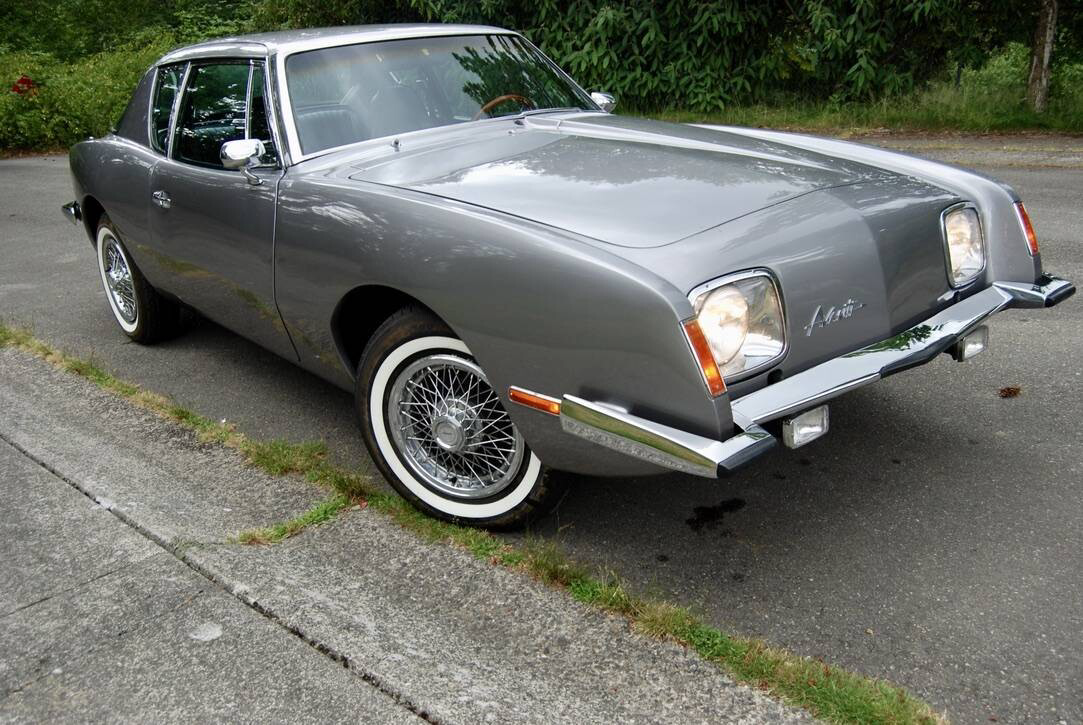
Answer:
518;107;586;117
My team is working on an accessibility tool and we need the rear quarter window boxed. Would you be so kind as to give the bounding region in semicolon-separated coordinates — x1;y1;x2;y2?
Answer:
151;63;186;154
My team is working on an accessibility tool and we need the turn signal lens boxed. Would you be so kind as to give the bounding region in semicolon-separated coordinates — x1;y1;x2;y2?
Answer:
682;320;727;396
1015;202;1039;256
508;387;561;416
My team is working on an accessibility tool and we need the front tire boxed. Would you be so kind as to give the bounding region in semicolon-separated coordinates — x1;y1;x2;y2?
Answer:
95;215;183;343
356;307;564;529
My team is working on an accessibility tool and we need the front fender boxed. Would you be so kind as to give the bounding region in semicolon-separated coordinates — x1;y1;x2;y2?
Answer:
273;176;731;476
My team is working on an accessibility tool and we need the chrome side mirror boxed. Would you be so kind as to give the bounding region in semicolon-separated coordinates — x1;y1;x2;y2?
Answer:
220;138;266;185
590;91;616;113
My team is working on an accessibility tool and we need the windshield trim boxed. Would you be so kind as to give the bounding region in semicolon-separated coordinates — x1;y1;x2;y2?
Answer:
275;32;598;164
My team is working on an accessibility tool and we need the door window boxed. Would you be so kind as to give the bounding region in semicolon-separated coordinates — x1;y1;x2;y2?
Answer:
175;63;251;168
173;61;278;169
150;63;185;154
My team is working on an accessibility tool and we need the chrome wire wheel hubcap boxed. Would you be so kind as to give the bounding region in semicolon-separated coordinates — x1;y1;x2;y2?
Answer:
102;236;137;324
388;353;525;499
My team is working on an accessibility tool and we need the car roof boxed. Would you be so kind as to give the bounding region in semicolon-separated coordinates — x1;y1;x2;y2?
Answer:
157;24;516;64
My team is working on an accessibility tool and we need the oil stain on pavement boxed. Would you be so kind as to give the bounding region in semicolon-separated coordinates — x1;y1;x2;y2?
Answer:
685;497;746;534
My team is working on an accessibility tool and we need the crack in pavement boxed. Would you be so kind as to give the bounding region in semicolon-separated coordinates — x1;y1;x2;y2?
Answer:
0;429;441;724
0;558;207;702
0;555;155;620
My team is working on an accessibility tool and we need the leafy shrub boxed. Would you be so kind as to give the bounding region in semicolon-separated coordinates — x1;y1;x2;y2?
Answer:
0;0;246;62
3;1;1083;151
256;0;975;110
660;42;1083;133
0;38;173;150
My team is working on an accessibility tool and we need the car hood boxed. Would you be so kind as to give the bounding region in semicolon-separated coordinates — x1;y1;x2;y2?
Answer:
347;113;897;248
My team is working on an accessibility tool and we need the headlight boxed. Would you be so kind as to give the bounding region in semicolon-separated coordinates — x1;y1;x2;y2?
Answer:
690;271;785;381
942;205;985;287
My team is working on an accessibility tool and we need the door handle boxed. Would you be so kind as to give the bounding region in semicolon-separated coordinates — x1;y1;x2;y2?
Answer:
152;190;171;209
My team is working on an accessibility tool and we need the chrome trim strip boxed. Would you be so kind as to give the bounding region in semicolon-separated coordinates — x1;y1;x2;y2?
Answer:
994;276;1075;308
741;373;879;425
166;62;192;160
559;395;775;478
244;62;255;139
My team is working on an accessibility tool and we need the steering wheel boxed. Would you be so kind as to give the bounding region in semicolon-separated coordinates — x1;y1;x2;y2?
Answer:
472;94;536;120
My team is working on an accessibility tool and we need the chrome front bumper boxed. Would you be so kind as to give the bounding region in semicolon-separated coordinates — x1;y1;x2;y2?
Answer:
560;275;1075;478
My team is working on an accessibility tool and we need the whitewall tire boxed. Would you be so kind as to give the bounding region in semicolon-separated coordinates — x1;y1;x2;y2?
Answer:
93;214;184;343
356;307;565;528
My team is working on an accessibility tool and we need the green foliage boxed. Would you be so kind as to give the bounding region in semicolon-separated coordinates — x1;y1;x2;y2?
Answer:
790;0;963;101
252;0;416;30
0;0;250;150
252;0;1083;112
0;40;173;150
2;0;1083;151
0;0;247;62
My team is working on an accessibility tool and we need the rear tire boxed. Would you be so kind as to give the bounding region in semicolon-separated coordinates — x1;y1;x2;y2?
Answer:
95;214;184;343
356;306;566;529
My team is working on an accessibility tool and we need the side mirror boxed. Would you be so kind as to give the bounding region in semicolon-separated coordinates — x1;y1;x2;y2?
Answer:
220;139;266;185
590;91;616;113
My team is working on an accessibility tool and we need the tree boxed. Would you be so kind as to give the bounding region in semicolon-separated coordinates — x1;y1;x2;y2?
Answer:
1026;0;1058;112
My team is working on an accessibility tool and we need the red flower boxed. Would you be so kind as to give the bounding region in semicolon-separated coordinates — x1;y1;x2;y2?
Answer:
11;75;36;95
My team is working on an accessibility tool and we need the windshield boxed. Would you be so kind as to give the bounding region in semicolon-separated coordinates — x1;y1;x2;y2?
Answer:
285;34;595;155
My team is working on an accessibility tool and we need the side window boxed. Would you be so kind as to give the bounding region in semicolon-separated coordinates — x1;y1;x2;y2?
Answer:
150;63;185;154
248;65;278;165
175;63;250;168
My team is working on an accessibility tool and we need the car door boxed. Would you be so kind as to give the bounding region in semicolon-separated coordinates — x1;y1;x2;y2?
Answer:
149;59;296;361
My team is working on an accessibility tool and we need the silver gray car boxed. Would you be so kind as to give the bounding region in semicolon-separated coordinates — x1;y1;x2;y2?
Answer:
63;24;1074;528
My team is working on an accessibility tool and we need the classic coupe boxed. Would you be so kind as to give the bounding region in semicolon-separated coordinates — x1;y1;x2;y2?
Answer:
63;25;1074;527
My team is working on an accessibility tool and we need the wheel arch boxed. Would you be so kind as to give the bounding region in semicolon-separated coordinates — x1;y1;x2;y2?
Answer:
80;195;106;246
331;284;445;377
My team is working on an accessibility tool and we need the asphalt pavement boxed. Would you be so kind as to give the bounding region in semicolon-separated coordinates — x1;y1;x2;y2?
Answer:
1;135;1080;722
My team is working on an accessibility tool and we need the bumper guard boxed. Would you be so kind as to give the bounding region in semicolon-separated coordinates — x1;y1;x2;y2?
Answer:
61;201;82;225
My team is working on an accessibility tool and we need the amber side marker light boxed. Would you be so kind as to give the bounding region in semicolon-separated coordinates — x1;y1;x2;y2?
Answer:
682;320;727;396
1015;202;1040;256
508;387;562;416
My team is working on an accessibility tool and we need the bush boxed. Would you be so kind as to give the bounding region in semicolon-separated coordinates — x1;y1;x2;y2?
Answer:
0;36;174;150
2;3;1083;151
658;43;1083;133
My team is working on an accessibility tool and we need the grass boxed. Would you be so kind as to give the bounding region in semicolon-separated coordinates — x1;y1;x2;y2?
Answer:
0;321;945;724
647;49;1083;136
237;493;354;545
648;97;1082;135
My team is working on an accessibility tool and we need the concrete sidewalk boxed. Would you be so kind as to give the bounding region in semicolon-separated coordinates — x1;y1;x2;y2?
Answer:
0;346;808;723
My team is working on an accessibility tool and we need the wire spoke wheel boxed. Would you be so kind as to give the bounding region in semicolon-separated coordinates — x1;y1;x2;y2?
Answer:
101;236;137;324
387;353;525;499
